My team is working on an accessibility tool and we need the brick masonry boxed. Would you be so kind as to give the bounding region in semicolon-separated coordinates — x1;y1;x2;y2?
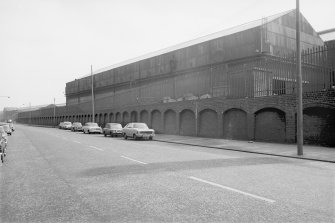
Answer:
18;90;335;147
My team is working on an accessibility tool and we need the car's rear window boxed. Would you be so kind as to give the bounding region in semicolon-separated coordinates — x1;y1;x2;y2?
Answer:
133;123;148;129
110;124;122;129
87;123;98;127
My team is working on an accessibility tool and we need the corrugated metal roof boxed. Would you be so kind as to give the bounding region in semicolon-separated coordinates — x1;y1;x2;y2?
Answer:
80;9;294;78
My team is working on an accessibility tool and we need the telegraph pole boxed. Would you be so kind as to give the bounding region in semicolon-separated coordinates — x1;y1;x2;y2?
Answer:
29;102;32;125
296;0;303;155
53;98;56;126
91;65;95;123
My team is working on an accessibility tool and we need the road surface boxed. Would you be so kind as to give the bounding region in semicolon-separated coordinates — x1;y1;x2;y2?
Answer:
1;125;334;222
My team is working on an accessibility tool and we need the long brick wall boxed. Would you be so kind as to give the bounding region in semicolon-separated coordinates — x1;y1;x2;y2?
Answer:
18;90;335;147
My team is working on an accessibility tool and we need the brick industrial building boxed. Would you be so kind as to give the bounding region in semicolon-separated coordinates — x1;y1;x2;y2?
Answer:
17;10;335;146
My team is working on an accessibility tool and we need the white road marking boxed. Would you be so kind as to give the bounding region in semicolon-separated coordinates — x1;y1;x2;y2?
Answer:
89;146;104;151
189;176;275;203
73;140;81;144
120;156;148;165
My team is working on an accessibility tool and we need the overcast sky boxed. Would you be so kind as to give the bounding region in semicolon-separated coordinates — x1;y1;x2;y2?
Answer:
0;0;334;111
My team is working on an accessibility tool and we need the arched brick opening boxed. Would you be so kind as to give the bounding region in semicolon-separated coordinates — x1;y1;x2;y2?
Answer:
103;113;107;126
99;113;103;125
223;108;248;140
115;112;122;124
303;106;335;146
140;110;149;125
131;111;137;122
109;113;114;122
151;110;162;133
122;111;129;126
164;109;177;134
199;109;218;138
180;109;196;136
255;108;286;143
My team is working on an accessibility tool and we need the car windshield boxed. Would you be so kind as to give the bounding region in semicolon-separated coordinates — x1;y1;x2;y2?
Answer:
74;123;82;126
64;122;71;125
133;123;149;129
110;124;122;129
87;123;98;127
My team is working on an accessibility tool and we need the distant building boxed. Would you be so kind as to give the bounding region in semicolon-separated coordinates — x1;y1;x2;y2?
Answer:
18;10;335;146
2;107;18;122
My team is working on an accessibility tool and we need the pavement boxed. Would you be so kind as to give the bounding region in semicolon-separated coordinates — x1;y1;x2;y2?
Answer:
154;134;335;163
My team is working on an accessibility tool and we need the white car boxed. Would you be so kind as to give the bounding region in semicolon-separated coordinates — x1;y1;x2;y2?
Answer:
123;122;155;140
82;122;102;134
62;121;72;130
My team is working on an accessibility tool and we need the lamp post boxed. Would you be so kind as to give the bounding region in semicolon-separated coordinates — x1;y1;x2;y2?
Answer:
91;65;95;123
296;0;303;156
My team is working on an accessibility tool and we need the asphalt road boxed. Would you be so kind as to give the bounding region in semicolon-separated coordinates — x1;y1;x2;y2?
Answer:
1;125;334;223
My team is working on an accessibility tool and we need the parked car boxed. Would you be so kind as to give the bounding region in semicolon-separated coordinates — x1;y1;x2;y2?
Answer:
8;122;14;132
62;121;72;130
103;123;123;137
6;120;14;132
0;123;12;135
82;122;102;134
71;122;83;132
58;122;64;129
0;126;8;162
0;126;8;143
122;122;155;140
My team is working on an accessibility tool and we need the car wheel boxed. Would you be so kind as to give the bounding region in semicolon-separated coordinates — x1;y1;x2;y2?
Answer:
133;134;137;140
149;136;153;140
104;133;107;137
124;133;127;140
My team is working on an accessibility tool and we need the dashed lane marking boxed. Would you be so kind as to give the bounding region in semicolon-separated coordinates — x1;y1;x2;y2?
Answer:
120;156;148;165
89;146;104;151
189;176;275;203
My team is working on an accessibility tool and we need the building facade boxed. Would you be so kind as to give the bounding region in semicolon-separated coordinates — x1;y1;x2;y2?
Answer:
18;10;335;146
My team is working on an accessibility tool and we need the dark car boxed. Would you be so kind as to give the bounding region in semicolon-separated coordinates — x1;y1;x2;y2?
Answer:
71;122;83;132
103;123;123;137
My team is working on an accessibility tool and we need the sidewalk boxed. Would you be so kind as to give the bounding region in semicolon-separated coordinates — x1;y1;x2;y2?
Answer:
154;134;335;163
